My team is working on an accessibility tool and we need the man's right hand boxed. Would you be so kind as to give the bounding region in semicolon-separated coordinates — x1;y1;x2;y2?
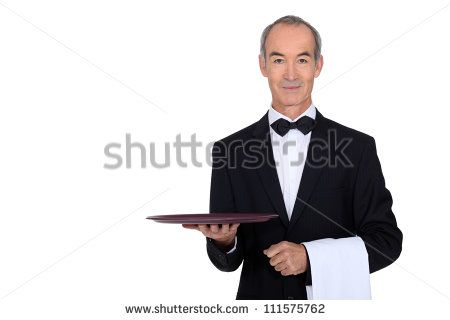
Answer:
182;223;240;249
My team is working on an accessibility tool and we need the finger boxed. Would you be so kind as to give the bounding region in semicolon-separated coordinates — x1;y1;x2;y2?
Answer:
284;260;302;275
274;262;287;272
267;241;291;256
221;224;230;234
264;242;284;258
197;224;210;236
210;224;220;234
269;252;286;266
227;223;240;236
281;269;291;276
230;223;240;231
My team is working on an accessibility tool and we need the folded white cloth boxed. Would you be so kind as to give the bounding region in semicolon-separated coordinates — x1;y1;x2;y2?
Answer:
302;236;371;300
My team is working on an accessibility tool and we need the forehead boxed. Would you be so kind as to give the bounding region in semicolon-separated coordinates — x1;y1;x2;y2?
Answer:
265;23;315;54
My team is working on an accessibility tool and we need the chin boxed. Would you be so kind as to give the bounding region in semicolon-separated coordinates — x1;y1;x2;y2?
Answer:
281;97;305;107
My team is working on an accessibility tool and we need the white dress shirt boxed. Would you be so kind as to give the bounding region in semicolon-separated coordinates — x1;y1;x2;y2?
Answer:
268;103;316;220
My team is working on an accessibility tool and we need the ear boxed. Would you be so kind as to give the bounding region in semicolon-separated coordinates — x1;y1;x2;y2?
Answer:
314;54;324;78
259;54;268;77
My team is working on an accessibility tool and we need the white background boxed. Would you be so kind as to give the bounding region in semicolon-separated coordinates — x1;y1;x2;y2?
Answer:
0;0;449;319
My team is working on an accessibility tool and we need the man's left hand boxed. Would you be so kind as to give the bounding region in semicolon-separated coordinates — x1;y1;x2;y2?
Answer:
263;241;308;276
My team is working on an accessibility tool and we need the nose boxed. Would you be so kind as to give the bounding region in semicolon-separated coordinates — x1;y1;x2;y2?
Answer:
284;61;298;81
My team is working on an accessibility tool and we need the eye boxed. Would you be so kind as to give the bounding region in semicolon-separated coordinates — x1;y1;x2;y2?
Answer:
273;58;284;64
298;58;308;64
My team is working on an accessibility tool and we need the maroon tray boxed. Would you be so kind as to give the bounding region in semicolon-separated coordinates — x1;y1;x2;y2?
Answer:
146;213;279;224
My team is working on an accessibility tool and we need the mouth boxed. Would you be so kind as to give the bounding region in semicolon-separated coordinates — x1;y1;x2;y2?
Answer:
283;86;301;91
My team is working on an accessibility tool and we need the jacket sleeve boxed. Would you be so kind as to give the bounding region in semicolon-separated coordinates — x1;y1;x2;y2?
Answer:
353;137;403;273
304;247;312;286
206;141;244;272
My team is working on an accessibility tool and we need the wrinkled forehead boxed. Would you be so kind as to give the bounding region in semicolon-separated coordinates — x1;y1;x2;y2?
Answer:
265;23;316;57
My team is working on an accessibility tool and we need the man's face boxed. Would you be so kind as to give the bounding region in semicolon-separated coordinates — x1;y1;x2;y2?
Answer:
259;23;323;110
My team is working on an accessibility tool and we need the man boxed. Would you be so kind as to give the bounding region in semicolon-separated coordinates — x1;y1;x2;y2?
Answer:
183;15;402;299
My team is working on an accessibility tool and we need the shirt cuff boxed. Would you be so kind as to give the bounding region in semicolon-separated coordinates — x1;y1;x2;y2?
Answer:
226;236;237;254
208;236;237;254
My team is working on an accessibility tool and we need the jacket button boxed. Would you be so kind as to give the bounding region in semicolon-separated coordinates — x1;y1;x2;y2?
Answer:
287;296;294;300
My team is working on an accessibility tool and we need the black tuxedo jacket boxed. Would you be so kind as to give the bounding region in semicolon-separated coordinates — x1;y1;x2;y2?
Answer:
206;108;402;300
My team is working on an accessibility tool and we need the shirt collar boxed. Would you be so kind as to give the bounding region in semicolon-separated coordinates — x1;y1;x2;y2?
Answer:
268;103;316;126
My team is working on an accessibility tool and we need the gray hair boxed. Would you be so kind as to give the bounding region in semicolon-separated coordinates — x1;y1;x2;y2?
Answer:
260;15;322;63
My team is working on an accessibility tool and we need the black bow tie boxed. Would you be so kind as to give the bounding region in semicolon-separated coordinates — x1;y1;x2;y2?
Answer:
270;116;317;137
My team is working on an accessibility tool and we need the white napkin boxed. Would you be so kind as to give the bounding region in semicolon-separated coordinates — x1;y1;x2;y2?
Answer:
302;236;371;300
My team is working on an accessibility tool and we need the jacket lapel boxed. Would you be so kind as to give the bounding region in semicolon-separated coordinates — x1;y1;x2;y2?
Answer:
252;112;290;228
